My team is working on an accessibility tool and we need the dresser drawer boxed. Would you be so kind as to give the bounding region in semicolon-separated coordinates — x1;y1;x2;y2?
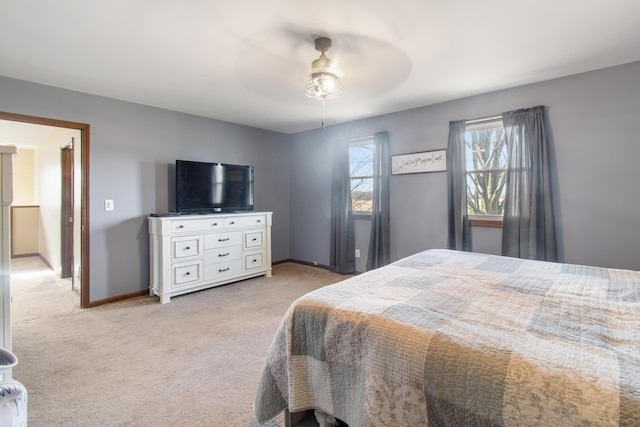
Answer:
170;218;224;234
204;246;242;264
244;251;265;270
225;214;267;229
204;260;242;281
171;235;203;261
244;230;264;249
173;261;202;287
204;231;242;249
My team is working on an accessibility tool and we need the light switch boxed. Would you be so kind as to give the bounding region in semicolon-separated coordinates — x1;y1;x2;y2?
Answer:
105;199;114;211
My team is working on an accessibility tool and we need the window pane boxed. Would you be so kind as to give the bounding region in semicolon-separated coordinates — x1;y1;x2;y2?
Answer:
351;178;373;212
464;124;507;216
350;145;374;177
465;128;506;171
466;171;506;215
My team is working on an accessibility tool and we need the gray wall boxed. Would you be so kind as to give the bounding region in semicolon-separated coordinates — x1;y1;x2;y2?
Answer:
290;61;640;272
0;76;291;301
2;60;639;302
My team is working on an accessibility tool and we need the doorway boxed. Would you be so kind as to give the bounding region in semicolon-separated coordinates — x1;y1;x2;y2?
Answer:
0;111;90;307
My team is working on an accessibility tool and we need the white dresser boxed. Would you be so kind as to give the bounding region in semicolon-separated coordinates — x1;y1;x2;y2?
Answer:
148;212;272;303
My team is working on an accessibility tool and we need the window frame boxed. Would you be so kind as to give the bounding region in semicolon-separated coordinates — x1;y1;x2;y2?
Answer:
464;117;506;228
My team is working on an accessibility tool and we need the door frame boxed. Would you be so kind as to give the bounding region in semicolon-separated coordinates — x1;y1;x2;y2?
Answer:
0;111;91;308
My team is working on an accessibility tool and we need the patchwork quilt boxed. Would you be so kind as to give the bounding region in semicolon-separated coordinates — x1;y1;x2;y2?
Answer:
254;249;640;426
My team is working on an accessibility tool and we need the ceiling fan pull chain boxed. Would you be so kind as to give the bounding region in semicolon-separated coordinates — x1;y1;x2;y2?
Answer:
321;98;326;130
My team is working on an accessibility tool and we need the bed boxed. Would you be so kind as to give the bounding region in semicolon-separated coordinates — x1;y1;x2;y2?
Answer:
254;249;640;426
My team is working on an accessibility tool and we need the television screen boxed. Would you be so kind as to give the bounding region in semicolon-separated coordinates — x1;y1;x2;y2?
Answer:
175;160;254;213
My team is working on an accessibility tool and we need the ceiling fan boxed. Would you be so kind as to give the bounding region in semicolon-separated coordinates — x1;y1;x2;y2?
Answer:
304;36;343;101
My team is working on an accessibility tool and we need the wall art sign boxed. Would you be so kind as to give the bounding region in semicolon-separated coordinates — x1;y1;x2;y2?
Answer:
391;149;446;175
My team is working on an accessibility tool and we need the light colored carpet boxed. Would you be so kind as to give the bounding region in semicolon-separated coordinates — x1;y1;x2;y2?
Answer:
10;257;346;426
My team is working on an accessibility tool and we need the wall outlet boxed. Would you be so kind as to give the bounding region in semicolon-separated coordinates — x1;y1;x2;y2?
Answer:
355;249;360;258
105;199;114;211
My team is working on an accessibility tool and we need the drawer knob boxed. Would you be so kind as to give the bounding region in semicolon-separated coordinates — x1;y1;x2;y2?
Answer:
256;219;261;223
252;238;257;242
229;221;235;225
219;252;229;257
212;223;218;226
178;225;184;229
185;272;190;276
219;267;230;272
252;259;257;263
185;246;190;250
219;237;230;242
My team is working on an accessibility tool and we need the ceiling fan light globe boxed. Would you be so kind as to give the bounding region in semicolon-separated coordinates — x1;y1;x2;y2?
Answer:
304;74;343;100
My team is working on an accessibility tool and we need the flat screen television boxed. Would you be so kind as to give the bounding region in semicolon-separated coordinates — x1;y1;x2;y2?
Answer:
175;160;254;213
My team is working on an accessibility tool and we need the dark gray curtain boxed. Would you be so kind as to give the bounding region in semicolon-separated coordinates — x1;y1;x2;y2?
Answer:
501;106;557;261
330;139;356;274
447;120;472;251
366;131;390;271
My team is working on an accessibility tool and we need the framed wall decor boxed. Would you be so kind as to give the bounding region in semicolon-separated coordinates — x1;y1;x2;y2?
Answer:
391;149;446;175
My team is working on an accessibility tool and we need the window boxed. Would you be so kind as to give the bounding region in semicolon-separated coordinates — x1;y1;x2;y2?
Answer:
464;118;507;225
349;137;374;213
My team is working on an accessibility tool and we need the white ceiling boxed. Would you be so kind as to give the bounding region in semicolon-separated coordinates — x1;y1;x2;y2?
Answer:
2;0;640;138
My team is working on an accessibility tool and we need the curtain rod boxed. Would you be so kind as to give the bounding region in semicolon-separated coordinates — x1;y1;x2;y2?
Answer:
349;135;374;142
465;115;502;125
